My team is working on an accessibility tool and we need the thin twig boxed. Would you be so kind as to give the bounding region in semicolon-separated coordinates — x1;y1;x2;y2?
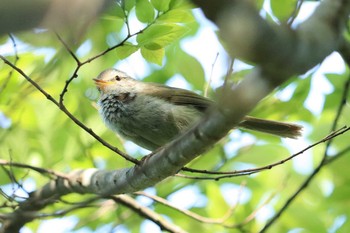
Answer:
260;73;350;233
79;28;145;66
204;52;219;97
111;195;186;233
233;190;277;229
50;13;164;162
287;0;304;26
324;145;350;165
136;184;241;225
38;197;99;218
54;7;145;113
0;159;68;179
180;126;350;180
0;55;139;164
55;33;81;65
0;34;19;96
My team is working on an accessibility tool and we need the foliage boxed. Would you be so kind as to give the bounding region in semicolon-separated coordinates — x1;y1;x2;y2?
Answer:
1;0;350;233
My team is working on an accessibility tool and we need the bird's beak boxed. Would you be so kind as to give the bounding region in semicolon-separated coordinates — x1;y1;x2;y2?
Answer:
93;79;113;91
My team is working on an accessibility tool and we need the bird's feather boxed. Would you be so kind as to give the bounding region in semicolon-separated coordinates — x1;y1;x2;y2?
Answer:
141;83;213;111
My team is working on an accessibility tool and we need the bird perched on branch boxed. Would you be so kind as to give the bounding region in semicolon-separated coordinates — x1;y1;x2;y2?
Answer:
94;68;302;151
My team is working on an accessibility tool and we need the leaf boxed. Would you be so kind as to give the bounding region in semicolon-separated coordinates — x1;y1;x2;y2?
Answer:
140;46;164;65
123;0;136;12
206;183;229;218
151;0;170;12
270;0;298;22
169;0;192;10
176;50;205;90
115;5;126;19
115;43;139;59
236;144;289;165
137;24;189;47
255;0;265;9
291;76;312;103
144;42;162;50
157;9;194;23
135;0;155;23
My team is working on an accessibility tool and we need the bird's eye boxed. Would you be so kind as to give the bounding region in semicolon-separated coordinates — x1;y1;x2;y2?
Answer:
115;76;121;81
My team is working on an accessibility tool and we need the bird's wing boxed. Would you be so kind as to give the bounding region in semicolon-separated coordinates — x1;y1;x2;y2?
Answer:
143;83;213;111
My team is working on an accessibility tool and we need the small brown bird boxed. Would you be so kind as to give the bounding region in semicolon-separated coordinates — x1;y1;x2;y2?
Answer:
94;68;302;151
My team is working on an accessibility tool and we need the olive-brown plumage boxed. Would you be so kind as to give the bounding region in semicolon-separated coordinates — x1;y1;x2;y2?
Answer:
94;68;302;151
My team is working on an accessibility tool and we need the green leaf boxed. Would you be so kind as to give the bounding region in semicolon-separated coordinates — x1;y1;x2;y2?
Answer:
157;9;194;23
140;46;164;65
115;5;126;19
123;0;136;12
144;42;162;50
206;183;229;218
236;144;289;165
135;0;155;23
115;43;139;59
137;24;189;47
151;0;170;12
169;0;192;10
176;50;205;90
255;0;265;9
270;0;298;22
291;76;312;103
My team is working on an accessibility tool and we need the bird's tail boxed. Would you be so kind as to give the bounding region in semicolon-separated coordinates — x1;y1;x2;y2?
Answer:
238;116;302;139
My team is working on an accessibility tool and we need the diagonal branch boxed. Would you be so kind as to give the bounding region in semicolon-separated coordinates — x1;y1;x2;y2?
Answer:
180;126;350;180
260;55;350;233
0;55;138;164
111;195;186;233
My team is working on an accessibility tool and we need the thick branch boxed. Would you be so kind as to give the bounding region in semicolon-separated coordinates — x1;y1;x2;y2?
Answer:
196;0;349;83
0;0;110;35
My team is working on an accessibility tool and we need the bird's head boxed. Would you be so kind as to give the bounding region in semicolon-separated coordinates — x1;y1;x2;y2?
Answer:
93;68;137;94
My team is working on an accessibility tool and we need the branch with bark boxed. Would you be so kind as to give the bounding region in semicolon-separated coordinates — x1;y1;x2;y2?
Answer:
0;0;111;36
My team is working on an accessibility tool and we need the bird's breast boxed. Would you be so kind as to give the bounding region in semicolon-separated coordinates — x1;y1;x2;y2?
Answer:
98;92;136;123
97;92;205;150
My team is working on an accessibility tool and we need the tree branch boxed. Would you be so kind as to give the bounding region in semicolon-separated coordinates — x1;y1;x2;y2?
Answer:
0;55;138;164
180;126;350;180
111;195;186;233
0;0;111;36
260;46;350;233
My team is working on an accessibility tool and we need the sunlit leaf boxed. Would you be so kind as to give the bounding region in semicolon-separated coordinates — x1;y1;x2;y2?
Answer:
135;0;155;23
137;24;189;48
206;182;229;218
270;0;298;22
169;0;192;10
176;50;205;90
151;0;170;12
157;9;195;23
123;0;136;12
140;46;164;65
115;43;139;59
115;5;126;19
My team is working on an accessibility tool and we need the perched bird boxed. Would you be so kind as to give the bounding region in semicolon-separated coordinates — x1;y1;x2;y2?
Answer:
94;68;302;151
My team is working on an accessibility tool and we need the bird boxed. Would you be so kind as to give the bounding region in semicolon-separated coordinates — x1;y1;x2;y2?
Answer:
94;68;302;151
